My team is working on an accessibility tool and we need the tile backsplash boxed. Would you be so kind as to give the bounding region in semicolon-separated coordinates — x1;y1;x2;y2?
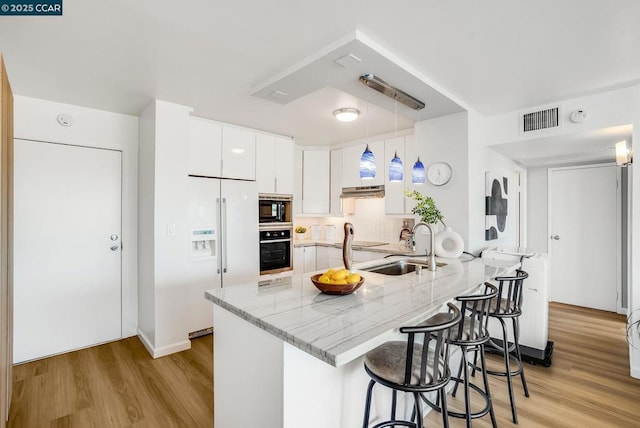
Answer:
294;198;415;243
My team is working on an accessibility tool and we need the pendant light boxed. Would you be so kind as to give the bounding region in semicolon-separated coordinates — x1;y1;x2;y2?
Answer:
389;151;403;182
412;108;425;184
360;144;376;179
388;99;403;182
360;86;376;179
412;157;426;184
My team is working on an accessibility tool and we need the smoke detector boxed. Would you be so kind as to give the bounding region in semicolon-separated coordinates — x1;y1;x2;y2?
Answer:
570;110;588;123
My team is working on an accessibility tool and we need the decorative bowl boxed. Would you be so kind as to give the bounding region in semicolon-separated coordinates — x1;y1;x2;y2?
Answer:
310;273;365;295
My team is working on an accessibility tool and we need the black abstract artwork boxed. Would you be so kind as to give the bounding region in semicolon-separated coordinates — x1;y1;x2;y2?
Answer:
485;173;508;241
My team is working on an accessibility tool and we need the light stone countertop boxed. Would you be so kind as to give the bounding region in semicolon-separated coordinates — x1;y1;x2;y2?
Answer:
205;256;516;367
293;239;417;256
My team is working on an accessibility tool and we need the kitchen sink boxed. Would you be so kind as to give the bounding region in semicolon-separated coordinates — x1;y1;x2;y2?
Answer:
361;259;447;276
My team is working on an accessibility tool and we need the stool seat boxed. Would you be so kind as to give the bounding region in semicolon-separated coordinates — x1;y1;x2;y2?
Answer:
364;341;444;387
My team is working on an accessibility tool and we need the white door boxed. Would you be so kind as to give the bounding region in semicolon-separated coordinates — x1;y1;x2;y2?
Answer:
14;140;122;362
548;164;620;312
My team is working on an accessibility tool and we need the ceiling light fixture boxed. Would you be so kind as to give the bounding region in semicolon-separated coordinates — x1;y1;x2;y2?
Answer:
333;108;360;122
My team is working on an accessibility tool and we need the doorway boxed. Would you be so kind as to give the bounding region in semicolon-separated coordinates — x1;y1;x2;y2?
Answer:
548;164;621;313
13;139;122;363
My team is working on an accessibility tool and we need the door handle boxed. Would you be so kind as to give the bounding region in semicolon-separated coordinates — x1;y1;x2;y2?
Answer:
110;245;119;251
551;235;560;240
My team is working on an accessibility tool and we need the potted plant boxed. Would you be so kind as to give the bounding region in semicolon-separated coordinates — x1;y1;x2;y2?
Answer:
405;190;444;226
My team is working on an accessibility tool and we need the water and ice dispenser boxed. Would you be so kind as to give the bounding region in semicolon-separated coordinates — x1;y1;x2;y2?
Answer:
190;228;216;259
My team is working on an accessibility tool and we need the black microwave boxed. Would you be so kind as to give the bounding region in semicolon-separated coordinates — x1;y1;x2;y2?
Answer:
259;198;291;223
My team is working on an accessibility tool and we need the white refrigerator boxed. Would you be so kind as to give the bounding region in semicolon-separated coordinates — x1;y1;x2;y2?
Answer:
187;176;259;334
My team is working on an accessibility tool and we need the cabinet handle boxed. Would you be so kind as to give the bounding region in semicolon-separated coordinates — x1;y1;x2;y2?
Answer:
274;177;277;192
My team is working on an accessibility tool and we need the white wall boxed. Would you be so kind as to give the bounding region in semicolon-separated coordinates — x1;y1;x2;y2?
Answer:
137;104;156;345
13;95;139;337
137;100;192;358
414;112;470;246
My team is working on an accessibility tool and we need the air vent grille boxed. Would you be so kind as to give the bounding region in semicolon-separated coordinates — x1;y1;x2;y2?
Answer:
522;107;559;132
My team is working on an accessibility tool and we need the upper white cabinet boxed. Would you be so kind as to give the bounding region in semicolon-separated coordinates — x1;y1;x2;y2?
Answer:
342;140;384;187
293;149;303;215
188;118;256;180
257;133;294;194
221;126;256;180
330;149;343;215
385;136;406;214
302;150;330;214
188;117;222;177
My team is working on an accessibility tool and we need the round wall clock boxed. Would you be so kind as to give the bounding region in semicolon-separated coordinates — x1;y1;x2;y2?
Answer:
427;162;452;186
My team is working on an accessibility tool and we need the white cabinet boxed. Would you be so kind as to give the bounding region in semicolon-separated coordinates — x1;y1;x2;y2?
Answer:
257;134;294;194
330;149;344;215
188;117;222;177
384;136;406;214
222;126;256;180
293;149;303;215
187;118;256;180
326;247;344;269
342;140;384;187
294;246;316;274
316;246;329;271
302;150;330;214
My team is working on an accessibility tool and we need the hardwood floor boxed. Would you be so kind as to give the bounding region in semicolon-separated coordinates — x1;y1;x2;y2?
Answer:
8;335;213;427
7;303;640;427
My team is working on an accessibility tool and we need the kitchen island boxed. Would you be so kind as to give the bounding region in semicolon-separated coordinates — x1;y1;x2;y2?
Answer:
205;256;514;428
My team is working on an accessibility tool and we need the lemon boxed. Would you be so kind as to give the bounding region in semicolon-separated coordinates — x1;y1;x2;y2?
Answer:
331;269;348;281
325;268;336;276
318;275;330;284
333;279;348;285
347;273;361;284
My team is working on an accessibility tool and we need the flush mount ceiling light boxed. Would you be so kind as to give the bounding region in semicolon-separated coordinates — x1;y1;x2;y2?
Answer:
333;108;360;122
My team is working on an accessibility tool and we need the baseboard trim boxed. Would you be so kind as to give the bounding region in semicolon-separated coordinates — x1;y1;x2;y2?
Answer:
631;364;640;379
137;330;191;359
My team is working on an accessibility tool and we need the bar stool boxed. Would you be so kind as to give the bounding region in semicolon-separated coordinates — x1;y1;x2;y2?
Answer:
362;303;462;428
422;283;499;428
486;269;530;424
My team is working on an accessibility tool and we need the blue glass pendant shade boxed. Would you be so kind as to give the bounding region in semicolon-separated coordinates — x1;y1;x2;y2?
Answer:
389;151;403;182
360;144;376;179
412;157;426;184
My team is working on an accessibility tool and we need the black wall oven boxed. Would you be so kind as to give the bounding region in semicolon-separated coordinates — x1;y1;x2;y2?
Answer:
259;228;292;274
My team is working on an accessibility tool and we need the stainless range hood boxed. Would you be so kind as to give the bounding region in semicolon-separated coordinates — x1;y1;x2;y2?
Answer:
341;185;385;199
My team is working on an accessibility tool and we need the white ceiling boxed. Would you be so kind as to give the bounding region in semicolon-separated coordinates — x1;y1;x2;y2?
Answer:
0;0;639;148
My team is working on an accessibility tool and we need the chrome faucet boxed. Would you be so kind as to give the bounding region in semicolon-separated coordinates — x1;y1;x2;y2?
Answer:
411;222;437;272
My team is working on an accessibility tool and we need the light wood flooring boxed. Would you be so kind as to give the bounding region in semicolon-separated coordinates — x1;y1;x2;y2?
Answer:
8;334;213;427
7;303;640;427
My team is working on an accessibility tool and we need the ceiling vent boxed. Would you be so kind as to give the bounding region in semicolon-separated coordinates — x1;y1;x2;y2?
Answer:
521;106;561;133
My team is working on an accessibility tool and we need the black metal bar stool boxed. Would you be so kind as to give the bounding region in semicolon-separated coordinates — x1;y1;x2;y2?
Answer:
486;269;530;424
362;303;462;428
421;283;499;428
